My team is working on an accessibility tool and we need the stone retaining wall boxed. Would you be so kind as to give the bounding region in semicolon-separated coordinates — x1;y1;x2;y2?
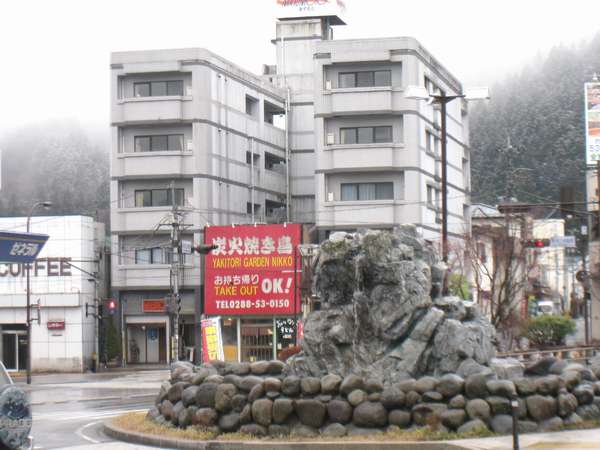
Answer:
148;357;600;438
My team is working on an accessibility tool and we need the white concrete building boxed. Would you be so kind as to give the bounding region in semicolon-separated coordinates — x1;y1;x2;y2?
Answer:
0;216;106;372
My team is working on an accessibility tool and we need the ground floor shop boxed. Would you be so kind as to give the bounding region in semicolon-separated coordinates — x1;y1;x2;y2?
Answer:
208;316;299;362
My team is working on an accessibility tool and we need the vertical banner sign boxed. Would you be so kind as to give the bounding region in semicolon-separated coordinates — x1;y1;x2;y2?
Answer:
201;317;224;362
204;224;302;315
585;82;600;164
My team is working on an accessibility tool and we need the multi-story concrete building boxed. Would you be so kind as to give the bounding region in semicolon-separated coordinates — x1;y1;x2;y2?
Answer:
109;7;471;364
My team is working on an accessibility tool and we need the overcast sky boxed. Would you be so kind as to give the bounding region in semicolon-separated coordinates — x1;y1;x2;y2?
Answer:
1;0;599;133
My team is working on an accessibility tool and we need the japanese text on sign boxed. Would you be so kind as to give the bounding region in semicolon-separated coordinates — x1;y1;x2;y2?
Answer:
201;317;224;363
204;224;302;315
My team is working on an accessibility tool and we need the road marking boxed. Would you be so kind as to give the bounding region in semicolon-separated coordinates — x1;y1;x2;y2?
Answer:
34;408;148;422
75;420;102;444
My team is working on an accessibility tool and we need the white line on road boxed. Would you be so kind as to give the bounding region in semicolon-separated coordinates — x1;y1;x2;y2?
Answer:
75;420;102;444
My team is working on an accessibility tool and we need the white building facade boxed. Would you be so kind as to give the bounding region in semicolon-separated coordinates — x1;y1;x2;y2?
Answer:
0;216;106;372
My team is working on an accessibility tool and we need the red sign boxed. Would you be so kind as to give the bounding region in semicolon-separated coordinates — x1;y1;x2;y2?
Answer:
204;224;302;315
47;321;65;330
143;299;165;313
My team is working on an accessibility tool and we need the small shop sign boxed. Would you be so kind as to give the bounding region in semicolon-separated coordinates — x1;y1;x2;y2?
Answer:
143;299;166;313
47;320;65;330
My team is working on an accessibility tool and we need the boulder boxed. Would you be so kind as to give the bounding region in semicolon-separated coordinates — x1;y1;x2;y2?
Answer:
558;392;578;417
264;377;282;393
171;401;184;425
561;371;581;390
466;399;491;422
465;374;489;398
535;375;561;396
231;394;248;412
490;414;513;434
526;395;557;422
486;379;516;398
281;376;301;396
422;391;443;402
300;377;321;395
549;359;569;375
240;404;252;424
321;374;342;394
178;406;195;428
295;399;327;428
167;382;188;403
412;403;447;426
514;378;537;396
240;424;267;436
214;383;237;412
576;404;600;420
449;394;466;409
205;374;224;385
348;389;367;406
398;379;416;393
365;378;384;393
368;392;381;402
239;376;264;392
573;384;595;405
268;360;286;374
231;362;251;375
518;420;538;433
415;376;437;394
192;408;218;427
160;400;174;420
252;399;273;427
321;423;347;437
272;398;294;424
196;383;219;408
250;360;270;375
381;386;405;409
291;424;319;438
436;374;464;398
524;357;557;376
328;399;353;424
218;412;241;432
457;419;489;433
563;412;583;426
490;357;524;379
458;358;494;378
486;396;511;415
440;409;467;429
405;391;422;408
388;409;411;427
248;383;265;403
340;374;365;395
269;424;290;436
538;416;563;431
353;401;388;428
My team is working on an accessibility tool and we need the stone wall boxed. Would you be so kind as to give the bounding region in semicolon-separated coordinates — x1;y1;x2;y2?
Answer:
148;357;600;437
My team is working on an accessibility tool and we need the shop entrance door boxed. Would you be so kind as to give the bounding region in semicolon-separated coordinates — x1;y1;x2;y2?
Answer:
1;331;27;371
240;319;273;362
127;324;167;364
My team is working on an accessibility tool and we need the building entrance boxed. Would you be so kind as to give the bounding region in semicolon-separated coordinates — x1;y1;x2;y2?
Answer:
240;318;274;362
126;324;166;364
1;327;27;371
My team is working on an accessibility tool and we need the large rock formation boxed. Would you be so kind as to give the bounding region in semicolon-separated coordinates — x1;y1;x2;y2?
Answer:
287;226;496;382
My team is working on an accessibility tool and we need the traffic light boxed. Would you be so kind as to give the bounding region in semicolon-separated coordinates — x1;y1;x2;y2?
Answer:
107;299;117;315
521;239;550;248
194;244;218;254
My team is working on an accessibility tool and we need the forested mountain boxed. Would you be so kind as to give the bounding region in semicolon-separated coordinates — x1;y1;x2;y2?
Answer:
0;121;110;225
471;32;600;207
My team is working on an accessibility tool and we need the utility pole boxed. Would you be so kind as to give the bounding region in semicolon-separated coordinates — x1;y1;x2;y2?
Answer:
170;183;183;362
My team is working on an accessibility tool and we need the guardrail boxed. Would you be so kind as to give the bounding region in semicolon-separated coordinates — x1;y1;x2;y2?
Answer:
498;345;600;365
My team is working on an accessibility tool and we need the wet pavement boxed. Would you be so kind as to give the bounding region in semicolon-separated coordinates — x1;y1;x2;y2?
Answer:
16;369;168;449
455;428;600;449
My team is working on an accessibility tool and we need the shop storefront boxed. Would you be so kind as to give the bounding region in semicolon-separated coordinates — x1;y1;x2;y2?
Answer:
203;224;302;362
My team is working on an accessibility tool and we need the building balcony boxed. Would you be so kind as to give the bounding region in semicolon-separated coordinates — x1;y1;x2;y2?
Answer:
317;87;410;116
112;207;193;233
113;151;195;178
112;96;193;124
320;143;405;171
317;200;415;228
112;264;200;289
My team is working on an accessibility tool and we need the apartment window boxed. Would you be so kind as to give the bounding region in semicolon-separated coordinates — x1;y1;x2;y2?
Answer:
427;185;440;208
133;80;183;97
340;126;393;145
246;202;261;215
134;134;184;152
246;95;259;117
265;152;286;173
246;151;260;165
135;247;171;265
338;70;392;88
426;131;439;155
340;182;394;201
134;189;184;207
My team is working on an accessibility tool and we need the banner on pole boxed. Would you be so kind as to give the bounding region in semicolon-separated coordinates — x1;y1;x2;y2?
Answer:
585;82;600;164
204;224;302;315
201;317;224;363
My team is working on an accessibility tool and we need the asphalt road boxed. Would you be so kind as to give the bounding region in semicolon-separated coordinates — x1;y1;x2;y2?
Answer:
15;369;168;449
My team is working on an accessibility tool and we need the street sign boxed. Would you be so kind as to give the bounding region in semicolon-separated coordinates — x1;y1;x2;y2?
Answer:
550;236;576;248
181;240;192;255
0;231;49;263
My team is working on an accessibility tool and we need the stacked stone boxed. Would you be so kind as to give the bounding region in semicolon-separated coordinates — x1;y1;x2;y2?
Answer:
148;356;600;437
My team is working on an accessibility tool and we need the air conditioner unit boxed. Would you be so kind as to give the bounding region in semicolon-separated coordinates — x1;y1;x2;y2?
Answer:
325;80;332;90
186;140;193;151
326;133;335;145
327;192;334;202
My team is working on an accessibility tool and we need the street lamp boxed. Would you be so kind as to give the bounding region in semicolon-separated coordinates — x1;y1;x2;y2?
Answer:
26;201;52;384
405;85;489;263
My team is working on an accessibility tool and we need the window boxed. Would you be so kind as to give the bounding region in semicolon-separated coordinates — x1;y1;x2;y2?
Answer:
135;247;170;264
133;80;183;97
425;131;439;155
340;182;394;201
265;152;286;173
246;95;258;117
134;134;184;152
134;189;184;207
246;202;261;215
427;185;440;208
338;70;391;88
246;151;259;165
340;126;393;145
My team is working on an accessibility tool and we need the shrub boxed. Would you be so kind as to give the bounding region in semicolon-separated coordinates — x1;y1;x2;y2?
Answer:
526;315;576;348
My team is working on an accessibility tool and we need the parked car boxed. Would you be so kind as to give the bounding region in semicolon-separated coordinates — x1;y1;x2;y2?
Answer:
0;362;31;450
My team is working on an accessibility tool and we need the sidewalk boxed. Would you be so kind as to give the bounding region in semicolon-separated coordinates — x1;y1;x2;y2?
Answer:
456;428;600;449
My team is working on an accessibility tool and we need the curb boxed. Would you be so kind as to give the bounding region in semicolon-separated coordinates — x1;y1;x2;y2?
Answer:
103;421;472;450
